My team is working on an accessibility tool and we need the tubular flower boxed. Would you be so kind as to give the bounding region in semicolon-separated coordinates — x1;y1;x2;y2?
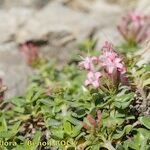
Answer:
85;72;102;88
79;41;127;89
100;42;126;75
79;56;98;71
117;11;150;44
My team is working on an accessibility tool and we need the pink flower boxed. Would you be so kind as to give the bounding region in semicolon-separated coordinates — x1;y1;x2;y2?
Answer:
117;11;150;43
85;72;102;88
130;12;147;27
79;56;98;71
19;41;39;66
100;42;126;75
80;41;127;89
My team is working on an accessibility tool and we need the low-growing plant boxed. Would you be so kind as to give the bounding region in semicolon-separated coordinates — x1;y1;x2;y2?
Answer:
1;39;150;150
1;9;150;149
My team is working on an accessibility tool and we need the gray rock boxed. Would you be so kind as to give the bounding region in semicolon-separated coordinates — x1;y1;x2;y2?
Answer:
136;40;150;66
0;0;51;9
94;27;123;50
0;46;33;99
16;2;98;45
61;0;92;12
89;0;124;49
0;8;34;43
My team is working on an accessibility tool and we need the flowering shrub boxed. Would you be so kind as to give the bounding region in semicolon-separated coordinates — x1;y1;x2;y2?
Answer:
117;11;150;45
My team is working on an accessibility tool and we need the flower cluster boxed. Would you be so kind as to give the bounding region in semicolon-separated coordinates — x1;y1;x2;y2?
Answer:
117;11;150;44
79;41;127;89
19;41;39;66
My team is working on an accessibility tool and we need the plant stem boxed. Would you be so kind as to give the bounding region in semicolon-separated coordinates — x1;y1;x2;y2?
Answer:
104;141;116;150
77;141;91;150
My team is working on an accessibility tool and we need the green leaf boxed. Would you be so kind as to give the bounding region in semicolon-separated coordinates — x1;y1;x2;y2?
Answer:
114;93;134;109
137;128;150;138
15;146;26;150
14;106;25;113
26;89;34;102
66;116;81;126
143;78;150;87
64;121;72;135
51;128;64;139
0;115;7;132
124;128;150;150
11;121;21;133
114;100;131;109
0;121;21;138
139;116;150;130
113;125;133;140
72;109;86;118
31;131;42;150
0;131;14;138
47;119;61;127
23;131;42;150
11;97;25;107
116;93;134;102
32;89;44;102
91;143;101;150
37;99;53;106
71;125;82;137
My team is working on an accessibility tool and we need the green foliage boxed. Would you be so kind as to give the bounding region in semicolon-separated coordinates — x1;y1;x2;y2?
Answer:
1;40;150;150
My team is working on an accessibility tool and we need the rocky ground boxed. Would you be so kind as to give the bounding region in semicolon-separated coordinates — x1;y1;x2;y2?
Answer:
0;0;149;98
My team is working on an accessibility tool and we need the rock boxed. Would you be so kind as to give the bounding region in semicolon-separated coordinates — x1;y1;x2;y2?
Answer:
0;0;124;46
89;0;123;26
89;0;124;49
0;46;33;99
0;10;17;43
136;40;150;66
94;27;123;50
16;2;98;45
0;0;51;9
0;8;34;43
136;0;150;14
61;0;92;12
